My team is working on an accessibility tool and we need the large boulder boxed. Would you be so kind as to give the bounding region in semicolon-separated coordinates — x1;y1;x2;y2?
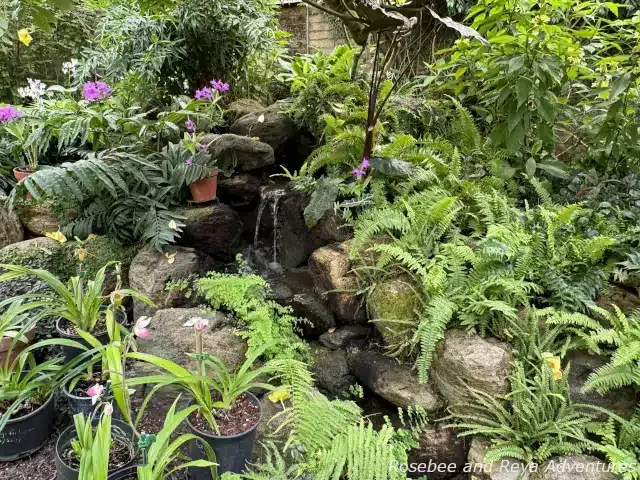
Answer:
132;308;247;386
230;103;297;159
129;247;214;318
530;455;619;480
0;203;23;248
467;438;530;480
407;423;469;480
349;350;442;413
432;329;513;406
17;202;60;235
225;98;265;125
310;343;356;396
278;192;351;268
217;174;262;209
175;202;243;261
566;351;636;420
309;241;366;324
201;133;275;172
319;325;370;349
368;277;418;346
290;292;336;338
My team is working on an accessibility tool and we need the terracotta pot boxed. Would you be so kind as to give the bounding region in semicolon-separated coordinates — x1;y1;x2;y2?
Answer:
13;166;34;199
13;166;33;182
189;171;218;203
0;327;36;363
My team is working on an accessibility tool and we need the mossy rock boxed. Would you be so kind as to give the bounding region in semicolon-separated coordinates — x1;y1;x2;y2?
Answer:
368;277;418;346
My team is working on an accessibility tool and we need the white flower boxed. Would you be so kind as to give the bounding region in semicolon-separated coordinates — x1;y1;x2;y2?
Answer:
183;317;210;330
18;78;46;101
62;58;78;76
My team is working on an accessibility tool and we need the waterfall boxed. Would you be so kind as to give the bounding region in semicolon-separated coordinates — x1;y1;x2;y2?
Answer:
253;185;286;266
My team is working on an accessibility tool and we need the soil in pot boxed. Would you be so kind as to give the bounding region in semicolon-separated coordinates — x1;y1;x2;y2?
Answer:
12;166;33;182
56;419;135;480
187;392;261;478
0;393;55;461
56;310;127;362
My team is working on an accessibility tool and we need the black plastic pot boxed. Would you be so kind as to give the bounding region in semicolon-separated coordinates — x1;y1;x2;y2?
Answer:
56;310;127;362
62;381;123;419
186;392;261;478
108;465;175;480
55;418;136;480
0;392;55;461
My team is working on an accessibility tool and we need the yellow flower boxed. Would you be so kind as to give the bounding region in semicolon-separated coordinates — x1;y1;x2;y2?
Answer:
87;233;97;240
18;29;32;47
545;356;563;381
75;247;87;262
45;230;67;243
268;388;291;404
165;252;176;264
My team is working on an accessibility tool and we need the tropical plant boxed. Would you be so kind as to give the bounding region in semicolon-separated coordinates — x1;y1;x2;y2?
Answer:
197;263;308;360
588;413;640;480
127;337;279;434
74;409;116;480
9;141;218;249
0;300;87;432
135;396;218;480
0;262;117;333
447;361;594;463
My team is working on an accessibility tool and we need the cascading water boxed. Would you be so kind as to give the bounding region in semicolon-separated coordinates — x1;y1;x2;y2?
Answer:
250;185;286;273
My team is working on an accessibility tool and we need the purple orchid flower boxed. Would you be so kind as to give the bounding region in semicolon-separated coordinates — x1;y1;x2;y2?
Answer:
211;79;229;93
83;81;111;102
186;119;196;133
185;157;193;167
0;105;22;123
195;87;212;100
352;157;371;178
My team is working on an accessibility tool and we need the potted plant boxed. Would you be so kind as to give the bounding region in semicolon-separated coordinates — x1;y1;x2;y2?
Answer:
0;302;87;460
56;407;136;480
3;118;49;182
0;298;41;363
127;326;279;477
0;262;154;361
108;397;217;480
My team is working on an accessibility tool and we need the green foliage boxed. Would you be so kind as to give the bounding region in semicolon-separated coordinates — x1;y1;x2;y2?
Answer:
75;410;114;480
197;261;308;361
78;0;281;97
448;361;594;463
589;414;640;480
279;44;368;139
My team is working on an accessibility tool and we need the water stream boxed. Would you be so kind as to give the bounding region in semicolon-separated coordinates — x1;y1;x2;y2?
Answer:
250;185;286;272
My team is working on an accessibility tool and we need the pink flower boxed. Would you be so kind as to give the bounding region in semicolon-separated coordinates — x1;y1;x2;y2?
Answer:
133;316;152;339
199;143;208;153
185;158;193;167
361;157;370;170
194;318;207;332
352;157;371;178
104;403;114;416
210;79;229;93
0;105;21;123
83;81;111;102
87;383;105;405
195;87;212;100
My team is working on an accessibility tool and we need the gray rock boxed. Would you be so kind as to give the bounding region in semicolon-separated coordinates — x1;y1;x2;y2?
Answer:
349;350;442;413
129;246;214;318
201;133;275;172
292;292;336;338
225;98;265;124
230;103;297;158
407;423;469;480
17;202;60;235
566;351;636;420
175;202;243;261
467;438;530;480
217;174;262;208
432;329;513;406
530;455;620;480
310;343;356;395
319;325;370;349
309;241;366;324
0;204;23;248
134;308;247;373
278;193;351;269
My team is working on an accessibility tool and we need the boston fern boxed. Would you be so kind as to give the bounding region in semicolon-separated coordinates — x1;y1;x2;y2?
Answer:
447;361;595;464
10;142;215;249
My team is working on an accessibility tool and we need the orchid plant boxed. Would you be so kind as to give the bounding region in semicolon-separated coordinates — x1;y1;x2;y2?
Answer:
127;320;279;434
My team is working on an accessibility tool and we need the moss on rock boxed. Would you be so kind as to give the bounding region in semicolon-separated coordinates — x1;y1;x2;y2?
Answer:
368;277;419;346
